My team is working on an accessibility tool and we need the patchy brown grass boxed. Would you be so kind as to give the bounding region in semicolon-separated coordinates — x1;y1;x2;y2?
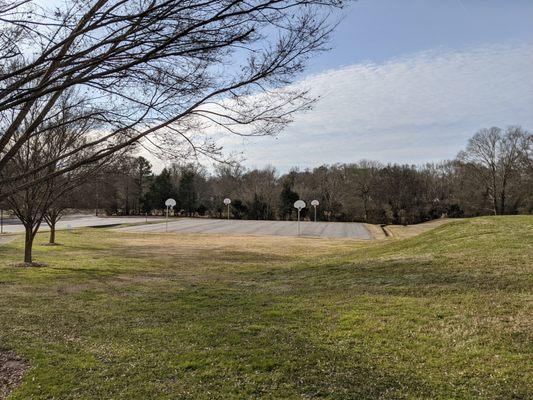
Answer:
0;236;16;246
363;223;387;239
0;216;530;399
110;232;356;262
385;218;458;239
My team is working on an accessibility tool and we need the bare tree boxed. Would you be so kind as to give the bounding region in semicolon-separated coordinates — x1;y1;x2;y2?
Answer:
3;95;112;264
350;160;381;222
99;125;533;225
0;0;344;200
43;207;64;246
458;126;532;215
43;185;81;245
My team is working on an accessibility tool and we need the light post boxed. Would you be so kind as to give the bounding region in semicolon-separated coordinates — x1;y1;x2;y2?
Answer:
223;198;231;220
293;200;306;236
165;198;176;232
311;199;319;222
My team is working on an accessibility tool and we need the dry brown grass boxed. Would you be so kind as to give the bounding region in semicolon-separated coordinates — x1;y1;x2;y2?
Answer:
385;218;457;239
363;223;387;239
111;232;357;261
0;236;16;246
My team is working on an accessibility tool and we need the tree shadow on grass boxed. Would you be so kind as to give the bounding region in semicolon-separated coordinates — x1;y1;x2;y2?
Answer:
249;258;531;298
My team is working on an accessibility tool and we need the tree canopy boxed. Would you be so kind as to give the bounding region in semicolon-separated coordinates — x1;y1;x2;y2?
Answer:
0;0;344;200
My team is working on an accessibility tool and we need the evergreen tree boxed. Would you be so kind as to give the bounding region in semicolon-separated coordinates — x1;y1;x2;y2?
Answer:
145;168;176;213
248;193;271;220
177;169;197;216
134;156;153;214
278;177;299;220
231;199;248;219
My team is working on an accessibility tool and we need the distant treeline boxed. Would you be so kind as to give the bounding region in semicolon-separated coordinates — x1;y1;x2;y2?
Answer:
86;126;532;225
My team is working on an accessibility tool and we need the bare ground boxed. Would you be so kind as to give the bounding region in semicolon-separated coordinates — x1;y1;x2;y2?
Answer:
0;349;28;400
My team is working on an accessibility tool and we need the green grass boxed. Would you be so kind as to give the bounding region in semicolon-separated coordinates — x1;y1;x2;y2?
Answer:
0;216;531;399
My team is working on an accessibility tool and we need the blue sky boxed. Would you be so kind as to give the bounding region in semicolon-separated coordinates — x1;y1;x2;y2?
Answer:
200;0;533;172
311;0;533;73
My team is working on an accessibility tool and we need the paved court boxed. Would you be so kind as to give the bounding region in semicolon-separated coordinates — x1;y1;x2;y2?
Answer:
114;218;373;240
0;215;164;234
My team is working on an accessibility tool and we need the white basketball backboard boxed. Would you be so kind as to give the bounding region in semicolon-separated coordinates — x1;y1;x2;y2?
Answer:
294;200;306;210
165;198;176;207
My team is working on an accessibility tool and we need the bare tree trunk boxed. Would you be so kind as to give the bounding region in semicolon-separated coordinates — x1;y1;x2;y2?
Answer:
491;173;498;215
45;210;60;244
49;221;56;244
499;176;507;215
125;177;130;215
362;196;369;222
24;225;34;264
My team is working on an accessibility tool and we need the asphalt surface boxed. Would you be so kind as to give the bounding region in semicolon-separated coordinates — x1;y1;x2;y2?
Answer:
1;215;372;240
114;218;373;240
0;215;164;234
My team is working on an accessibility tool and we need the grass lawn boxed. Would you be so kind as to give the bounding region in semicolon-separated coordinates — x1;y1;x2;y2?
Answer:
0;216;531;399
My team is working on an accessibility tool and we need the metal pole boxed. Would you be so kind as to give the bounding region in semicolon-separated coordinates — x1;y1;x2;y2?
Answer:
0;209;3;234
297;209;300;236
314;205;317;222
166;206;169;232
227;204;230;220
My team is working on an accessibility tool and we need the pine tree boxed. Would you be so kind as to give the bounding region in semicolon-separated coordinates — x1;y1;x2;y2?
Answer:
278;177;299;220
177;169;197;216
146;168;176;213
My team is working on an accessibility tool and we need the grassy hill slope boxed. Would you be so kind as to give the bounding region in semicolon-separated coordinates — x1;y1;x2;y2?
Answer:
0;216;531;399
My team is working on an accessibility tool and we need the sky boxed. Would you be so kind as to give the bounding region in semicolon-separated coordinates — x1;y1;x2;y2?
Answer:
199;0;533;172
37;0;533;172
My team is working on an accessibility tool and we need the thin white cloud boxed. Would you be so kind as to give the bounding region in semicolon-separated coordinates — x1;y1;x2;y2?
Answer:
219;42;533;170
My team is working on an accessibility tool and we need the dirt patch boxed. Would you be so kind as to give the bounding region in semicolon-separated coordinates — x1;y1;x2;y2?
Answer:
0;349;28;400
12;262;48;268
